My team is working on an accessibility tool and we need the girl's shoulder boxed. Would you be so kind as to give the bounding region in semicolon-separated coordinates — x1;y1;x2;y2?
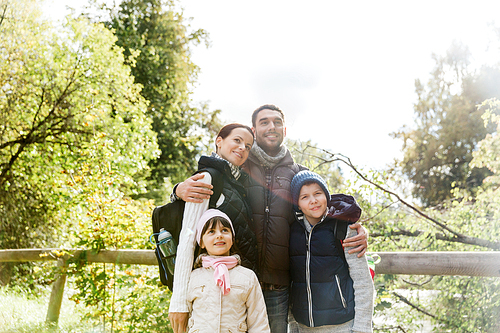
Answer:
229;265;259;283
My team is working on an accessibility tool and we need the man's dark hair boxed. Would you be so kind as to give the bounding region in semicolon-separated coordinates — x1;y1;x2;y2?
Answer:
251;104;285;127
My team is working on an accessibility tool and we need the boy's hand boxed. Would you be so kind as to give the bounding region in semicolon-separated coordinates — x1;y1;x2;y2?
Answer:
343;223;368;257
169;312;188;333
176;174;213;203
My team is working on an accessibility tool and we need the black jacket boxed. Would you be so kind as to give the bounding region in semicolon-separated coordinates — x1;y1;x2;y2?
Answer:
198;155;258;272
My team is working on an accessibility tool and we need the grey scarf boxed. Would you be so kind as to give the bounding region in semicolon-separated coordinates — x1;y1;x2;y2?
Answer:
251;142;288;168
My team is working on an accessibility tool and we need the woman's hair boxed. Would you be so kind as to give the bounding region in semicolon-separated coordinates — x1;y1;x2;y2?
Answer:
214;123;254;152
195;216;241;258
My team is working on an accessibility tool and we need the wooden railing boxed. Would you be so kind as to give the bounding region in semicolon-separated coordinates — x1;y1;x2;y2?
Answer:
1;249;499;326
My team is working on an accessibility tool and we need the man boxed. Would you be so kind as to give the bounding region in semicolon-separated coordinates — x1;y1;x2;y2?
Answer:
169;105;368;333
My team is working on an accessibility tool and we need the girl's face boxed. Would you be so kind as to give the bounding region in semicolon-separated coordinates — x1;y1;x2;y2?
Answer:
201;220;233;256
297;182;328;226
215;127;254;166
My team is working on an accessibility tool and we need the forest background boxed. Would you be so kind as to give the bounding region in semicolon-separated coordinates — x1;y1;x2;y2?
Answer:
0;0;499;332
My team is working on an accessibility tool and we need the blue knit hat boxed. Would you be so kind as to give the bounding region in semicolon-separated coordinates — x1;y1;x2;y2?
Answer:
291;170;330;207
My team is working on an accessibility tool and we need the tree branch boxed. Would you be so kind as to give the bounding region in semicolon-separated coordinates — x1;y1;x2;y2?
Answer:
307;147;500;250
402;276;433;287
393;292;436;319
360;201;398;223
370;227;500;250
393;291;474;333
374;326;407;333
0;3;7;27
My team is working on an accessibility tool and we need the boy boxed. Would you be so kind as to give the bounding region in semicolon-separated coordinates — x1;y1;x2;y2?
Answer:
289;170;374;332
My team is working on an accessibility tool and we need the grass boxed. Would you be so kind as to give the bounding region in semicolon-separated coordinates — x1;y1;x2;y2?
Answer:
0;286;97;333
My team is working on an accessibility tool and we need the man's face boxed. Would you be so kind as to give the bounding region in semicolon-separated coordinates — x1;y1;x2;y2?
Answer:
252;109;286;156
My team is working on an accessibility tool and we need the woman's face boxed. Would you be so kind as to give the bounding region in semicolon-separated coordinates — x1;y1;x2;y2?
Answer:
216;127;254;166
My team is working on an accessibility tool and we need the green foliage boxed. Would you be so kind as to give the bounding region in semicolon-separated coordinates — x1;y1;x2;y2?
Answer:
99;0;219;197
0;0;158;287
392;41;500;207
471;99;500;187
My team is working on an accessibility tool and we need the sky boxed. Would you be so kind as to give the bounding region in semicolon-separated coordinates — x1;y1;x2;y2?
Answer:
43;0;500;170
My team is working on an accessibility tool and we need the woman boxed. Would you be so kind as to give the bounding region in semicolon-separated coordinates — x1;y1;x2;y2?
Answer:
169;123;258;333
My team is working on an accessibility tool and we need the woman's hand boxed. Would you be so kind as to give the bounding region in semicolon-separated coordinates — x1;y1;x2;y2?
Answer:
168;312;189;333
343;223;368;257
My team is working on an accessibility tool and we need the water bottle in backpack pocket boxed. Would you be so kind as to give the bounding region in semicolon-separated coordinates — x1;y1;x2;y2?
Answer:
157;228;176;275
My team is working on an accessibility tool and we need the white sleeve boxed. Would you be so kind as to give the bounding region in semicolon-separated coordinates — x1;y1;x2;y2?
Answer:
168;172;211;313
345;227;374;333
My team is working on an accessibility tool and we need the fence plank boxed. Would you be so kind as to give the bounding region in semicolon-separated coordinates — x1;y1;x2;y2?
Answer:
0;249;157;265
374;251;500;277
1;249;499;277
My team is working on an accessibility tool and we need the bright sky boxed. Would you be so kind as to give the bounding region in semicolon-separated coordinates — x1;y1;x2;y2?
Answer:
43;0;500;170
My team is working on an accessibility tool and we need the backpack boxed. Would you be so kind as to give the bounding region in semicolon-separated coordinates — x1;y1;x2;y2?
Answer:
151;167;224;291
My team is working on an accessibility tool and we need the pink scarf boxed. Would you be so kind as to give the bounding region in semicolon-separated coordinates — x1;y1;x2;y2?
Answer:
202;256;238;295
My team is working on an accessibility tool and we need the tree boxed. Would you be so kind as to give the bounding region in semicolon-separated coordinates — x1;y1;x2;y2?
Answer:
470;99;500;187
98;0;218;195
392;41;500;206
0;0;158;282
286;138;344;192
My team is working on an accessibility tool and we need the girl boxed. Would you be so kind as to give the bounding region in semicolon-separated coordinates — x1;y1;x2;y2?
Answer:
169;124;258;333
186;209;270;333
289;171;374;333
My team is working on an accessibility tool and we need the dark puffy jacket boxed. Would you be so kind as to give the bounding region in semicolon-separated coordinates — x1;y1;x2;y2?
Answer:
289;194;361;327
198;155;258;272
243;150;306;285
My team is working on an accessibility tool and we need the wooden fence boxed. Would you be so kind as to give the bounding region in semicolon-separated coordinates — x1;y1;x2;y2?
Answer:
1;249;499;326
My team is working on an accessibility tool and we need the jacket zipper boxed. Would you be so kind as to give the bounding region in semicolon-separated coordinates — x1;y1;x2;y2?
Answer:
306;226;314;327
304;215;328;327
335;275;347;308
260;167;272;269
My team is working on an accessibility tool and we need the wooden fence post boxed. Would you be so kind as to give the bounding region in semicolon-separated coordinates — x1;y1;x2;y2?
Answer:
46;258;68;325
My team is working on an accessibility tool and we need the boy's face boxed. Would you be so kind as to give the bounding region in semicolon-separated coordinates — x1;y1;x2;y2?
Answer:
297;182;328;226
201;221;233;256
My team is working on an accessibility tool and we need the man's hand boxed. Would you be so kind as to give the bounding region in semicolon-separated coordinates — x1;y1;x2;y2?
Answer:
169;312;189;333
343;223;368;257
176;174;213;203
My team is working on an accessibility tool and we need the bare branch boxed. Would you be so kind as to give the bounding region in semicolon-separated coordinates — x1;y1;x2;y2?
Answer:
393;292;474;333
402;276;433;286
370;228;500;250
374;326;407;333
360;201;398;223
0;3;7;27
393;292;437;319
305;146;500;250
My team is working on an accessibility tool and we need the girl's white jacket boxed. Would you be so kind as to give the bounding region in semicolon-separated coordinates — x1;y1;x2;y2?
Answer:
186;256;270;333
